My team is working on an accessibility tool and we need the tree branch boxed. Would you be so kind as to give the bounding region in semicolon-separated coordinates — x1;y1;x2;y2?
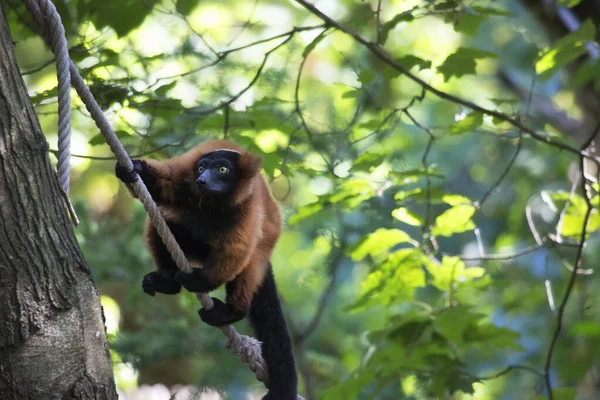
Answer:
294;0;597;161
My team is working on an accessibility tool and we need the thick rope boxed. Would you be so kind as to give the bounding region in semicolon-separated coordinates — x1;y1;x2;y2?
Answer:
22;0;295;391
24;0;71;193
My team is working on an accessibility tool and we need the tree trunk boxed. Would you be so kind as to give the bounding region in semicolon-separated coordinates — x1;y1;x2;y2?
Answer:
0;4;117;400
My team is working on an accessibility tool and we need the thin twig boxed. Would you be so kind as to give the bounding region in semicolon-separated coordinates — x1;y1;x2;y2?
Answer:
478;364;544;380
542;126;598;399
475;130;523;208
294;28;335;174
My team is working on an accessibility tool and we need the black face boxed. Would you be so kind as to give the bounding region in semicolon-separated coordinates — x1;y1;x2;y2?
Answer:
195;150;241;195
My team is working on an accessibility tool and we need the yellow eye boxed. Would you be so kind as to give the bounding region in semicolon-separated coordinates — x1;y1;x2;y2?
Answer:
218;166;229;174
197;166;204;173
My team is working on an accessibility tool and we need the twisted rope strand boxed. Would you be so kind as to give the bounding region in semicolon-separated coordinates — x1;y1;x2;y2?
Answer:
24;0;72;193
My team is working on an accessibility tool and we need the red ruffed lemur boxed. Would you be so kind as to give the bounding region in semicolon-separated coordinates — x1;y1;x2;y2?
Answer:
115;139;298;400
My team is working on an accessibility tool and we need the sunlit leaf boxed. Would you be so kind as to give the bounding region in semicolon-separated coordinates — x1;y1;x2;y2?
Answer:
558;0;583;7
329;178;376;207
536;19;595;81
448;112;483;135
348;228;413;261
441;194;472;206
428;256;484;291
392;207;423;226
350;249;426;310
431;205;476;236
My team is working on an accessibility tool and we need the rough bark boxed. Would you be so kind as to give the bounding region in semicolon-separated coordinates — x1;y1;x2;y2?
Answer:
0;4;117;400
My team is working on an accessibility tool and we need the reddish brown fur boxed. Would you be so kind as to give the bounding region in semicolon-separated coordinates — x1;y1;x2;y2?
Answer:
139;139;281;314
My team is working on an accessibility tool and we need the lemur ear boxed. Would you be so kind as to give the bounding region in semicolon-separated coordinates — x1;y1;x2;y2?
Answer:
239;152;262;178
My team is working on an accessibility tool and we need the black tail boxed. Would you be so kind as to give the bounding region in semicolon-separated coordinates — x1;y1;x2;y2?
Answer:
249;263;298;400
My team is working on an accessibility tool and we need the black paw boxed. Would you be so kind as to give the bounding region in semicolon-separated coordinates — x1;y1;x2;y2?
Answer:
142;271;181;296
174;268;218;293
115;159;143;183
198;298;246;327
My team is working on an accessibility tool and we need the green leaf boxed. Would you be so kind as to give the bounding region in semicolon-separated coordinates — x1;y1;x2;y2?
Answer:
455;14;487;36
351;152;386;172
437;48;498;81
448;112;483;135
428;256;485;291
390;166;445;182
89;0;159;37
302;32;328;57
536;19;596;81
380;10;415;44
431;204;476;236
358;69;376;85
342;90;360;99
392;207;423;226
289;202;324;225
176;0;198;15
569;321;600;337
348;228;413;261
435;305;481;342
572;61;597;87
383;66;402;81
349;3;375;27
350;249;427;310
558;0;583;7
441;194;472;206
488;97;519;106
329;179;376;207
471;6;515;17
155;81;177;97
466;322;522;349
395;55;432;71
536;388;576;400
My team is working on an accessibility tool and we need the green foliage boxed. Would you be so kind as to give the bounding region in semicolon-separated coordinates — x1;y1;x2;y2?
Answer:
536;19;596;81
12;0;600;398
82;0;160;37
431;204;476;237
437;47;498;81
380;10;415;44
448;111;484;135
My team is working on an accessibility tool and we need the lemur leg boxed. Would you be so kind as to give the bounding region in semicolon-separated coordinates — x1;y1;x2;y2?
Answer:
175;235;252;294
199;252;269;327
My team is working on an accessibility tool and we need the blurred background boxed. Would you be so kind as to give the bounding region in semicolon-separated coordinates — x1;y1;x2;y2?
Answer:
6;0;600;399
